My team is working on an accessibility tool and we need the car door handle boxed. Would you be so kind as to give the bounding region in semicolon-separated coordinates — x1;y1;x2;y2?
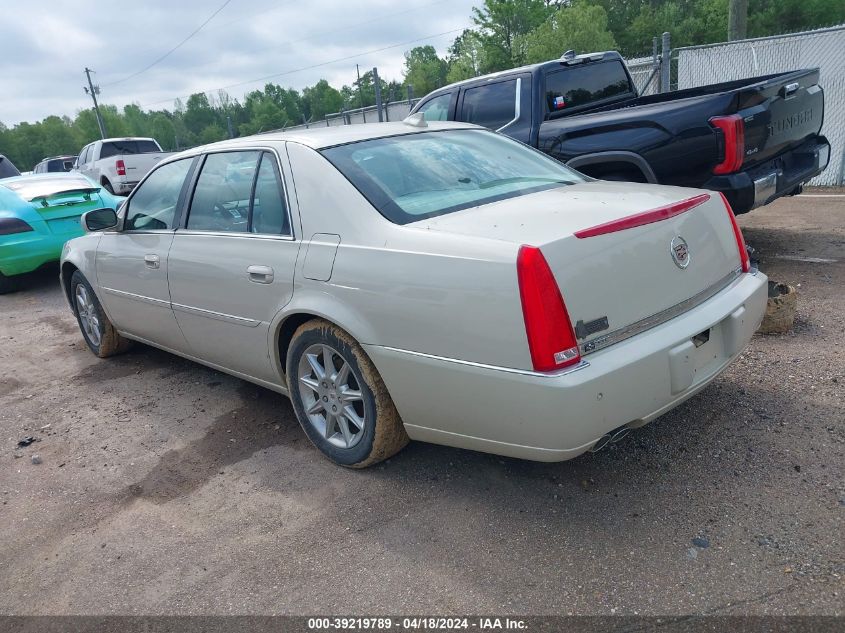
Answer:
247;265;274;284
144;254;160;269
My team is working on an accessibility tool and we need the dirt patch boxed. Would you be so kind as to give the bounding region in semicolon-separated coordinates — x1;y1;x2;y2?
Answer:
71;346;192;384
40;314;79;335
124;391;301;504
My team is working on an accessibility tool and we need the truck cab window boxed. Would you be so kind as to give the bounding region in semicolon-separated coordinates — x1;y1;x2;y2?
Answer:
545;61;632;114
417;93;452;121
459;80;517;130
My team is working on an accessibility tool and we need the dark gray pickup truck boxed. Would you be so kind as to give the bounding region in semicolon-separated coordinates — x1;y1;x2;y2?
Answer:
410;51;830;213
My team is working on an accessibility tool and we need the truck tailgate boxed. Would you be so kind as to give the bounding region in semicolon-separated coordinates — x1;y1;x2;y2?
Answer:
735;69;823;168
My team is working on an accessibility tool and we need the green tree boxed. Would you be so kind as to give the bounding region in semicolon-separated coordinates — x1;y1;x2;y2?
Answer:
472;0;551;71
446;29;485;83
403;46;448;98
519;3;618;64
302;79;345;120
183;93;217;137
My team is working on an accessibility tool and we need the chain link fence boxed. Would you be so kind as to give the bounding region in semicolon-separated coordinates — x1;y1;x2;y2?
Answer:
675;25;845;186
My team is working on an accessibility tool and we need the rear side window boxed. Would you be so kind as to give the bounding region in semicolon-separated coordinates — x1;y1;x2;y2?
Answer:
251;153;289;235
124;158;193;231
417;93;451;121
459;79;517;130
100;140;161;158
545;61;632;113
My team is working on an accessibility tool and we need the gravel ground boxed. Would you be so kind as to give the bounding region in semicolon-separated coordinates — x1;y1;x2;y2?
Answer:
0;193;842;616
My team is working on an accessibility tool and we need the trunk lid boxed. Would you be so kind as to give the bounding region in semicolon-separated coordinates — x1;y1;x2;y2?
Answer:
416;181;743;354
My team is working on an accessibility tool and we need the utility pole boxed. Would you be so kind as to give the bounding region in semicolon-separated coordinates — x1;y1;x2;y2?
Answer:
373;67;384;123
84;68;107;139
355;64;363;109
728;0;748;41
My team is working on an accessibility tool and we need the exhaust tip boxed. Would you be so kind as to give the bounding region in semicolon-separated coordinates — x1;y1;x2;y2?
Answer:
589;425;631;453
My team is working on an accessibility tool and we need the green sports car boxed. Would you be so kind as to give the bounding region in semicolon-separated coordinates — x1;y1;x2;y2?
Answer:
0;173;123;293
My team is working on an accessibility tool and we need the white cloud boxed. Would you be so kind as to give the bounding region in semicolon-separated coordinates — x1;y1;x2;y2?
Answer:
0;0;476;125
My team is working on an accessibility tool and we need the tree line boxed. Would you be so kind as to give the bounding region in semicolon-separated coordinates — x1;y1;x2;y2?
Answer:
2;0;841;171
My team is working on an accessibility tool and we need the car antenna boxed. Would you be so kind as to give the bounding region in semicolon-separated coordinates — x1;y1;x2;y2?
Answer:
403;112;427;128
561;50;576;61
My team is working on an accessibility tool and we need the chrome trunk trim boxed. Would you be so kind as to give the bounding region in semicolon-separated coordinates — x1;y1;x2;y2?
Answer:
579;268;744;356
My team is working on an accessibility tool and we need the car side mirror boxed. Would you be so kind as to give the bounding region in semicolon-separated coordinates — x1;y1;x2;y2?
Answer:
82;208;118;232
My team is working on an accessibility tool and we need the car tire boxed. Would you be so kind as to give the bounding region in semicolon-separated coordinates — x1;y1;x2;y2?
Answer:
287;318;409;468
70;270;133;358
0;272;21;295
102;180;115;195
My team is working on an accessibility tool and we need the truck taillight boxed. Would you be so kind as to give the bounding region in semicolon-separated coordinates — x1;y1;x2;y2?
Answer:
116;159;126;176
517;245;581;372
710;114;745;175
719;193;750;273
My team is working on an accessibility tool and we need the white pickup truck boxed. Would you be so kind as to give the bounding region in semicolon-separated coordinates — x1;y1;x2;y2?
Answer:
74;138;174;195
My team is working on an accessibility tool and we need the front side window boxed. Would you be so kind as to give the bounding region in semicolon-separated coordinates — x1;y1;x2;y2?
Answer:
545;61;632;114
322;129;585;225
417;93;452;121
459;80;517;130
187;151;260;233
124;158;193;231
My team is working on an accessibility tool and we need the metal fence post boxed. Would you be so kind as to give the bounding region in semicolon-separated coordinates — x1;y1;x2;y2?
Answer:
373;67;384;123
660;32;671;93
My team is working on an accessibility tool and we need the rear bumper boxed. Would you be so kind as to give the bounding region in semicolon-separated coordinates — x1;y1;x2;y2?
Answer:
113;181;138;195
365;271;767;462
703;136;830;214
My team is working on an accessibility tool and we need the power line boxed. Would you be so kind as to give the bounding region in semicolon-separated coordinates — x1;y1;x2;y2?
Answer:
153;0;453;80
101;0;234;88
140;26;468;107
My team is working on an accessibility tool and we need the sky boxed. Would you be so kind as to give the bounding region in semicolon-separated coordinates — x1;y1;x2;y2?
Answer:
0;0;478;126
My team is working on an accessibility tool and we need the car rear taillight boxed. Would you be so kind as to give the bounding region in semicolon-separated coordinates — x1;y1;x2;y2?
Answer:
719;193;750;273
517;245;581;372
0;217;34;236
116;159;126;176
710;114;745;175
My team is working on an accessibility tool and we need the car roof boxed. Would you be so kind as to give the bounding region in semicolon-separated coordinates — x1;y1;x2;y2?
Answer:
39;155;77;162
417;51;625;97
173;121;480;157
98;137;157;143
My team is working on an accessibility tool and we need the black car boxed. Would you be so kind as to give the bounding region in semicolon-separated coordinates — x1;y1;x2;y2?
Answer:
33;155;77;174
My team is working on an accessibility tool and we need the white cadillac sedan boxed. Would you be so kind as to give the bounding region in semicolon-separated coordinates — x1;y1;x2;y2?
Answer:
60;120;767;467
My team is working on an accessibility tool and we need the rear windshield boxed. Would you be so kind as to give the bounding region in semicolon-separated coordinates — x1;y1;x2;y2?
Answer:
545;60;633;113
47;158;75;172
100;140;161;158
321;129;585;224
